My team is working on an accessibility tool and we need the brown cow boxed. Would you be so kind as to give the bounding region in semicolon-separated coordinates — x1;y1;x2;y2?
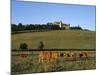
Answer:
67;52;76;57
51;51;59;61
79;52;87;58
38;51;51;63
66;52;77;60
59;52;66;57
38;51;59;63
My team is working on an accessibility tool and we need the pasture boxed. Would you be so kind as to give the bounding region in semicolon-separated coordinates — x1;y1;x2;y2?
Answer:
11;30;96;74
11;50;96;74
12;30;96;49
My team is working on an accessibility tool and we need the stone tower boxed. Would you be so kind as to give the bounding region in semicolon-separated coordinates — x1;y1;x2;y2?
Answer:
59;21;63;28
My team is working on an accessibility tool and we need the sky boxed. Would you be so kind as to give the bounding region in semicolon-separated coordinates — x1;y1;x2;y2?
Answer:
12;0;96;31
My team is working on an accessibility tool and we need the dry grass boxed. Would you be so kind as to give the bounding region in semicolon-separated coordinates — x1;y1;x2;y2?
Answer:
12;30;96;49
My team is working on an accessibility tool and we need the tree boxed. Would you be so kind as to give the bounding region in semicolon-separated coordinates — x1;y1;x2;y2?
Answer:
18;23;23;26
70;26;82;30
20;43;28;50
38;41;44;49
11;24;17;31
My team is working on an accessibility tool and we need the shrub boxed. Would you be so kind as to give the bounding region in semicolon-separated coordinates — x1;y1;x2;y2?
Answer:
20;43;28;50
38;41;44;49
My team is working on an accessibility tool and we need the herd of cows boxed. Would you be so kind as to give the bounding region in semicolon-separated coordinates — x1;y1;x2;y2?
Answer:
12;50;96;74
12;50;95;65
38;51;89;63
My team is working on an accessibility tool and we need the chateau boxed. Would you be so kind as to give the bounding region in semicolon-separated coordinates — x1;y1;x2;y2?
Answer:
52;21;70;29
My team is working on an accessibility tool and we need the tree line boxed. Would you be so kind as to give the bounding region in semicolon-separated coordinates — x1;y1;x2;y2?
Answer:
12;23;62;32
12;23;83;34
70;26;82;30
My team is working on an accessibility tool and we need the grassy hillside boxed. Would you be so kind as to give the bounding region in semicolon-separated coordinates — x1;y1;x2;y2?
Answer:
12;30;96;49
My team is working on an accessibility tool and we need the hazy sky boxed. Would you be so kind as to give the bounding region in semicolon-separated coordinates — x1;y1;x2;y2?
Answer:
12;0;96;30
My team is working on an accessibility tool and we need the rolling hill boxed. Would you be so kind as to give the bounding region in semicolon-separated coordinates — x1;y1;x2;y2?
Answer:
12;30;96;49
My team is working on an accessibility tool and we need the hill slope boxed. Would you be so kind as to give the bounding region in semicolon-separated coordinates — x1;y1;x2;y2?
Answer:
12;30;96;49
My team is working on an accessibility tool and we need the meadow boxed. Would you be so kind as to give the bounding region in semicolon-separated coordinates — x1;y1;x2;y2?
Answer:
11;50;96;74
11;30;96;74
12;30;96;49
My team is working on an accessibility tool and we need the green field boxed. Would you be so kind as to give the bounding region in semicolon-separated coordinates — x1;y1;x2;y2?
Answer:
12;30;96;49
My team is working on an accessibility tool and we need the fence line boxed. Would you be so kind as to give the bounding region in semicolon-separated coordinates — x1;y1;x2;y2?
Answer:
12;48;96;52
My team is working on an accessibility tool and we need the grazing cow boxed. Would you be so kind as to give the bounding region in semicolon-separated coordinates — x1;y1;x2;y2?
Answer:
38;51;59;63
79;52;87;58
51;51;59;61
66;52;77;60
59;52;66;57
66;52;76;58
20;53;28;58
15;56;28;64
38;51;51;63
60;53;64;57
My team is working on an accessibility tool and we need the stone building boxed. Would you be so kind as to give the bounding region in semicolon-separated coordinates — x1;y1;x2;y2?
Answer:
53;21;70;29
